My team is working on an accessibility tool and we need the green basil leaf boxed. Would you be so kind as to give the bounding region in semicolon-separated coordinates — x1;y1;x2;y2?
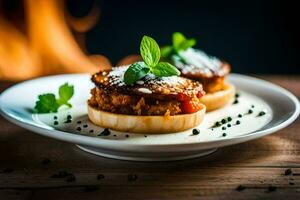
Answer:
124;62;150;85
172;32;186;52
140;36;160;67
151;62;180;77
178;39;196;51
161;46;173;58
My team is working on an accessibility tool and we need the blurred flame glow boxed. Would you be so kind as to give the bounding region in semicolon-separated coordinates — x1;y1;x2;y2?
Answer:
0;0;111;80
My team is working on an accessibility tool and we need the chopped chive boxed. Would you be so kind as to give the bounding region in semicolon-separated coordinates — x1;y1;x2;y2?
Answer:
64;119;72;123
215;121;221;127
257;111;266;117
192;128;200;135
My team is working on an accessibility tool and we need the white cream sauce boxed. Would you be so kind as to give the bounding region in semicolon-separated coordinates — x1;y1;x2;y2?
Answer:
37;90;272;145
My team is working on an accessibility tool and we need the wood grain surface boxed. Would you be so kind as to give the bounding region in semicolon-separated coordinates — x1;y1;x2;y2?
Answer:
0;75;299;200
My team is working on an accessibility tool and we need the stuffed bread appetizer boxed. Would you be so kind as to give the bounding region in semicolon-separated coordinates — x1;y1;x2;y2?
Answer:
161;32;235;111
88;36;206;133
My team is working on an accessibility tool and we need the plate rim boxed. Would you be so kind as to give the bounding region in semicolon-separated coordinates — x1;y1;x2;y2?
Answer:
0;73;299;151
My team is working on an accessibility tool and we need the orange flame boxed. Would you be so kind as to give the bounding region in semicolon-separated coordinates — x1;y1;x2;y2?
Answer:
0;0;111;81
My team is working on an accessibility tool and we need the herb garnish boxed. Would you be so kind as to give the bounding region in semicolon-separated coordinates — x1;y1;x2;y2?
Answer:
161;32;196;59
34;83;74;113
192;128;200;135
123;36;180;85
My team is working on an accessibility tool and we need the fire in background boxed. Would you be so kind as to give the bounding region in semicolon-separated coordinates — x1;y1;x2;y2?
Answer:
0;0;112;80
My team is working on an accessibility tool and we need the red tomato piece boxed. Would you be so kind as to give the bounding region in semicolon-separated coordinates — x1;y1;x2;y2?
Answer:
181;100;202;114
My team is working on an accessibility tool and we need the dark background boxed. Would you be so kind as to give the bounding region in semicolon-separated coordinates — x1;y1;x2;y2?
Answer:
67;0;300;74
3;0;299;74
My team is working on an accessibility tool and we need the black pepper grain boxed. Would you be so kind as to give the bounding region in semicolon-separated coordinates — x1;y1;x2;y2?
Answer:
67;115;72;120
236;185;246;191
222;133;227;137
125;134;129;138
248;109;253;114
221;119;227;124
84;185;99;192
89;130;94;133
76;127;81;131
97;174;105;180
222;127;226;130
267;185;277;192
83;124;88;128
236;120;241;125
77;121;81;124
54;121;59;125
128;174;138;181
98;128;110;136
285;168;293;176
233;99;239;104
235;93;240;98
227;124;231;128
54;116;58;120
227;117;232;122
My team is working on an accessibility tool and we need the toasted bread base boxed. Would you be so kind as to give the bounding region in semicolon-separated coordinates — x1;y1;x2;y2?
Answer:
88;104;206;134
200;83;235;112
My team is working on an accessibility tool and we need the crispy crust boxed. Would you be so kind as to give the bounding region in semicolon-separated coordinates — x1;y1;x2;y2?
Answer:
199;83;235;111
91;66;205;101
180;62;231;93
88;104;206;133
88;87;183;116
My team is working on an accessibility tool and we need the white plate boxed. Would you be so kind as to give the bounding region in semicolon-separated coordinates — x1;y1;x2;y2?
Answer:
0;74;299;161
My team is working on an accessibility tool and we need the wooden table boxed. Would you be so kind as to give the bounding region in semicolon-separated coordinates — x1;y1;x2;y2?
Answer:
0;76;299;200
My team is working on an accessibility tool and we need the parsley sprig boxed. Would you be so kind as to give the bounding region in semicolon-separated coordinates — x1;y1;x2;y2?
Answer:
34;83;74;113
123;36;180;85
161;32;196;59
